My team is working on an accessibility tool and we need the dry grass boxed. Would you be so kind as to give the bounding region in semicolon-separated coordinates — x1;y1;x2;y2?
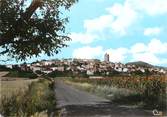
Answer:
65;80;135;100
0;78;56;116
65;80;93;92
0;77;38;106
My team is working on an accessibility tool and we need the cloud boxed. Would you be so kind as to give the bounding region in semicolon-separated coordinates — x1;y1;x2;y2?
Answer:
72;46;103;59
130;38;167;54
130;43;147;54
127;0;167;16
148;38;167;54
107;2;138;35
70;0;139;42
131;52;167;65
83;0;167;36
69;32;98;44
84;2;138;35
84;15;113;33
105;39;167;65
72;46;129;62
85;0;167;36
130;38;167;65
105;48;129;62
132;52;160;65
72;38;167;65
144;27;161;36
70;0;167;44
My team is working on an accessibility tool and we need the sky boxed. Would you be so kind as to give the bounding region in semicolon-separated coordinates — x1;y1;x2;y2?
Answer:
1;0;167;66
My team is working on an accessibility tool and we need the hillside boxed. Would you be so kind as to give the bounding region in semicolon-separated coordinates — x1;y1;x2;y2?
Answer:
126;61;154;68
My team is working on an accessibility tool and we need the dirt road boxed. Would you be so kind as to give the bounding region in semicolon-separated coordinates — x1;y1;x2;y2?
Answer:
55;80;152;117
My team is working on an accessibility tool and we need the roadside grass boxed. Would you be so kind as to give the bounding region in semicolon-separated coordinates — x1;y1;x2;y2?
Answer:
65;80;141;105
0;78;56;117
64;76;167;111
65;80;93;92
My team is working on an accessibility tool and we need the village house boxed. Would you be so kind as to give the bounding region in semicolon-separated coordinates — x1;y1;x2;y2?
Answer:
10;57;167;76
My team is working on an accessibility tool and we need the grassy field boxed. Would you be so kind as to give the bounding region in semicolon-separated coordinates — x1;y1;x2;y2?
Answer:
0;79;37;98
0;72;56;117
0;71;38;99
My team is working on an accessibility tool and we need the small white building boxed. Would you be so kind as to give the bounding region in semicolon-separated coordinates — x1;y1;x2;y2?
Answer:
41;61;54;66
50;67;57;71
30;66;41;72
42;70;52;74
115;67;122;72
57;66;64;72
159;69;166;74
123;68;128;72
5;64;13;69
140;68;145;73
87;70;94;75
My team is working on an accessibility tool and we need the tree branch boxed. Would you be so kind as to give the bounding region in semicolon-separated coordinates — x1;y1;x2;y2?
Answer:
23;0;43;20
0;0;43;46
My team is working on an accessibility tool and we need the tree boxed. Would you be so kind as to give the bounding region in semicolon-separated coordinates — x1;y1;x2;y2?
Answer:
0;0;77;60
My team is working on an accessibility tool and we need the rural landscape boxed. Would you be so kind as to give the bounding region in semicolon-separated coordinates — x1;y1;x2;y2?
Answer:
0;59;167;116
0;0;167;117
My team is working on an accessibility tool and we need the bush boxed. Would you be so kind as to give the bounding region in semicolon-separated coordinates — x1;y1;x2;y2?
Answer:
0;79;56;116
35;70;43;75
142;79;167;110
0;65;11;71
4;70;38;79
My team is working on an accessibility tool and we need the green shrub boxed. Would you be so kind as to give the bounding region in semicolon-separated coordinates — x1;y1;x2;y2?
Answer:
142;79;167;110
0;65;11;71
4;70;38;79
0;79;56;116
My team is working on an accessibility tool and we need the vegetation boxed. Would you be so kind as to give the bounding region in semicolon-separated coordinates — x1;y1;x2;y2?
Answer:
66;76;167;110
47;70;73;77
0;79;56;116
0;65;11;71
47;70;89;78
4;70;38;79
0;79;36;97
126;61;153;68
0;0;78;60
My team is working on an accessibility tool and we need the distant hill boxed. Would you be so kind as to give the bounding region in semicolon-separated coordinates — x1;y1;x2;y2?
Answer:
155;66;167;70
126;61;167;70
126;61;154;68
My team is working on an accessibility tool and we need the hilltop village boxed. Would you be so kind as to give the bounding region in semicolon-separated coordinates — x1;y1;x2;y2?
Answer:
5;53;167;77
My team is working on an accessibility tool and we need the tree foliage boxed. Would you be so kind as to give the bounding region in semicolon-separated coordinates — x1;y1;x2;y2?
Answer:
0;0;77;60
